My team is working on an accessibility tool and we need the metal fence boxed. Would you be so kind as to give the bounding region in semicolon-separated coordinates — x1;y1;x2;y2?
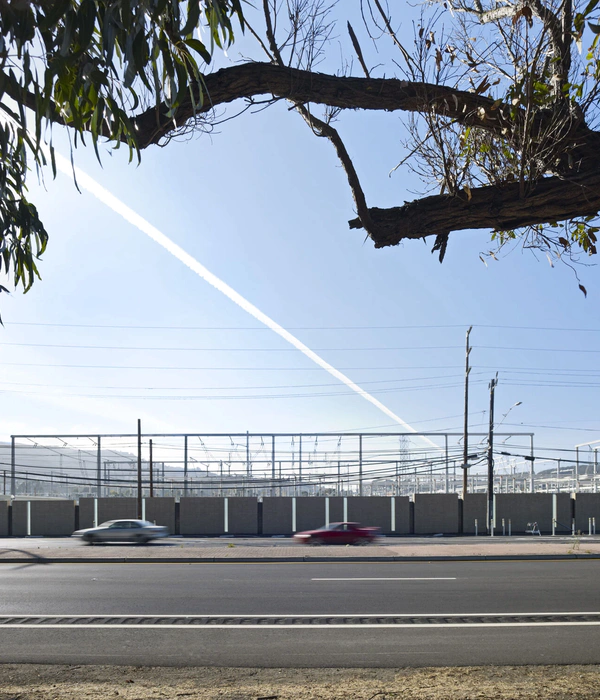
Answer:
0;430;570;499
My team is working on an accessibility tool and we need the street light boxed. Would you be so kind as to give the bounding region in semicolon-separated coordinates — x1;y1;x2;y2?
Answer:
499;401;523;427
499;402;523;444
488;394;522;534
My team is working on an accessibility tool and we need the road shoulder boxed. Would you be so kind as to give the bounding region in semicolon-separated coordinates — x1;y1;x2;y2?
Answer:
1;664;599;699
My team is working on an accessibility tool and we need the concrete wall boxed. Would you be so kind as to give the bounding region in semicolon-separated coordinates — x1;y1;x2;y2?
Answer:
346;496;410;535
494;493;571;533
296;497;329;532
180;497;224;535
144;498;176;534
0;500;8;537
3;494;592;538
263;497;348;535
462;494;487;534
573;494;600;531
262;497;293;535
227;497;258;535
79;498;138;529
12;500;76;536
414;494;460;534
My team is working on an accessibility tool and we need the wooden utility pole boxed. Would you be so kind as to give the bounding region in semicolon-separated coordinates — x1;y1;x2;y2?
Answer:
462;326;473;498
487;374;498;534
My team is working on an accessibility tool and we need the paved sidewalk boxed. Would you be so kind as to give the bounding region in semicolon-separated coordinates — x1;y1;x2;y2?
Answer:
1;535;600;562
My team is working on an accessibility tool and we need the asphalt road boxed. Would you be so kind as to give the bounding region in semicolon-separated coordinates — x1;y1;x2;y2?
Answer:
0;560;598;667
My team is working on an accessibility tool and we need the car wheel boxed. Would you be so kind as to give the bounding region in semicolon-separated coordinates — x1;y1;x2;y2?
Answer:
135;534;149;544
312;538;325;546
355;537;369;546
85;536;96;546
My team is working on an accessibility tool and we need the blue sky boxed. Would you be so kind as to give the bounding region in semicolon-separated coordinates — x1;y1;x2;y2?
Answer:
1;2;599;473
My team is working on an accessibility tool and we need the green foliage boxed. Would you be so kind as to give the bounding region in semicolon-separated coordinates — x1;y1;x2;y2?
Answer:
0;0;244;302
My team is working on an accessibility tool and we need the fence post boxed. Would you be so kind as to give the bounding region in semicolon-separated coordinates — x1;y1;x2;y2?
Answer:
358;435;363;497
97;436;102;498
474;519;478;537
10;436;16;497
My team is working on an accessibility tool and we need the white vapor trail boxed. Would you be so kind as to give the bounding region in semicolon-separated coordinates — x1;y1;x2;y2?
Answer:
54;152;439;449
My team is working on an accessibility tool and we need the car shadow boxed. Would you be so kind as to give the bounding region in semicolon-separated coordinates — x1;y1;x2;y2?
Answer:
0;548;50;569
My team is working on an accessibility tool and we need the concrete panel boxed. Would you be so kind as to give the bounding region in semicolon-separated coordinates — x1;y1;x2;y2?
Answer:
31;500;76;536
494;493;571;533
144;498;175;534
180;497;224;535
0;500;8;537
78;498;94;529
11;500;75;536
462;494;487;534
346;496;408;535
11;501;27;536
573;493;600;531
262;498;292;535
414;494;460;534
296;497;328;532
78;498;137;529
227;497;258;535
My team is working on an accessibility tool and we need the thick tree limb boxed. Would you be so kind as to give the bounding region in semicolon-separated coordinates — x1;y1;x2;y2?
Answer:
348;171;600;248
132;62;513;148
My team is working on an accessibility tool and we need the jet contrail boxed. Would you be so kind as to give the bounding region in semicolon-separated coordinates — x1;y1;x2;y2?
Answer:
54;152;440;449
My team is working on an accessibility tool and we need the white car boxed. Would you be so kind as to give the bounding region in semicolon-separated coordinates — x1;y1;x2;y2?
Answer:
72;519;169;544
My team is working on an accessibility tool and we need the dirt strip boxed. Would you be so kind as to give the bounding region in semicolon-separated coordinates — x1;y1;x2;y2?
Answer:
1;665;599;699
2;538;600;561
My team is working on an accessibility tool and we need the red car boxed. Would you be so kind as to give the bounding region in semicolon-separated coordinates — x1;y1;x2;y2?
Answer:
293;522;380;545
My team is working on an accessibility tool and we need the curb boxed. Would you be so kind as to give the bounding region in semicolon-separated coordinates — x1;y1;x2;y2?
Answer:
1;554;599;564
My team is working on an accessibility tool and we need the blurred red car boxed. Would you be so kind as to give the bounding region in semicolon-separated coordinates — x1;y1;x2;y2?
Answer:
293;521;380;545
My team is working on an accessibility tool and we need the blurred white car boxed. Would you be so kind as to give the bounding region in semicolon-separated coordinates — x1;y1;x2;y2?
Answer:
72;519;169;544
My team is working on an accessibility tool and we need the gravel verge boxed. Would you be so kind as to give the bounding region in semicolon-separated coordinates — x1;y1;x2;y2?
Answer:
1;664;599;699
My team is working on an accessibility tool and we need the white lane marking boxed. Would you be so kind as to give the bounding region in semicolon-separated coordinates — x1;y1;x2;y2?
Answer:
2;612;598;618
311;577;457;581
2;622;600;629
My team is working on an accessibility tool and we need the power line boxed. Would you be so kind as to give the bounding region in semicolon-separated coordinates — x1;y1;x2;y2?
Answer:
0;342;463;351
0;372;478;391
0;379;477;400
6;322;600;332
0;363;464;370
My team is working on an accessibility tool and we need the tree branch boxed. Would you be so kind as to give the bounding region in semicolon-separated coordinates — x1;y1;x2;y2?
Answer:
348;170;600;248
132;62;514;148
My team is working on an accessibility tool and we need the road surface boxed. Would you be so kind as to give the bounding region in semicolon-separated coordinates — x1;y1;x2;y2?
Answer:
0;560;598;666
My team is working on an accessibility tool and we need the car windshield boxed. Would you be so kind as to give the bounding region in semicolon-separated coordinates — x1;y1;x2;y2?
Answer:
316;523;342;531
98;521;116;527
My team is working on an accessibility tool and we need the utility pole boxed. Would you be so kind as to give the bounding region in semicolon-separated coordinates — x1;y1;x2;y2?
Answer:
137;419;142;519
487;374;498;535
149;439;154;498
462;326;473;498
